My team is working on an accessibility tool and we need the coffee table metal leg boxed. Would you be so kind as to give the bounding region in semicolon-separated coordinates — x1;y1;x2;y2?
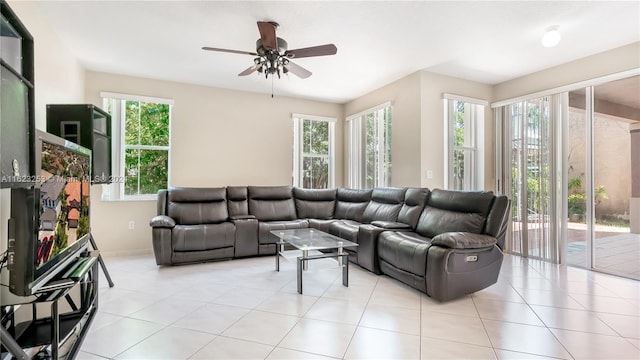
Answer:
275;243;280;271
342;254;349;287
297;256;303;294
302;249;309;271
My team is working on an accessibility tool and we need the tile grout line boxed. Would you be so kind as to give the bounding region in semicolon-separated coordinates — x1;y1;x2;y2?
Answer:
523;260;577;360
339;272;380;359
264;258;340;359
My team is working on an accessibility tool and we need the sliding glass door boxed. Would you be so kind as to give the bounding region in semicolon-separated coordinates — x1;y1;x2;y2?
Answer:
497;74;639;279
498;96;562;262
567;76;640;279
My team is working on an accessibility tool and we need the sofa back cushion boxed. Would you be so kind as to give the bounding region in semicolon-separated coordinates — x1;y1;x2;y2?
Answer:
416;189;495;238
293;188;337;219
227;186;249;217
397;188;430;229
334;188;372;222
167;187;229;225
248;186;297;221
361;187;407;223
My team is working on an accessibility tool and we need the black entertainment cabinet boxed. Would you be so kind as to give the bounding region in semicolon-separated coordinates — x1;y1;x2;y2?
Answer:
0;0;36;188
1;2;106;357
1;248;100;359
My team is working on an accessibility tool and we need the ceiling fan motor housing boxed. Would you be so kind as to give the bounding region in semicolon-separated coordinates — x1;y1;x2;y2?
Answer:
256;37;288;56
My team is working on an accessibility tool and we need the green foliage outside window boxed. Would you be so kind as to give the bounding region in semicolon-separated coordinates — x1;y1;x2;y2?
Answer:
451;101;466;189
301;119;330;189
365;108;392;188
121;101;170;196
567;176;608;221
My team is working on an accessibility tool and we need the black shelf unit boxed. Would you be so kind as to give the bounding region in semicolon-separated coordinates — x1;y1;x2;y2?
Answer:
0;0;36;188
14;312;90;349
1;252;99;359
46;104;113;184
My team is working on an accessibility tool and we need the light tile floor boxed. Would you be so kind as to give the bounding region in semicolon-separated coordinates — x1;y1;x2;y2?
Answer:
567;232;640;279
78;252;640;359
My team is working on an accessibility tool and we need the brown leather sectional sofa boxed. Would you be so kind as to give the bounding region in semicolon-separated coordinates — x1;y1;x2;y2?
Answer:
150;186;509;301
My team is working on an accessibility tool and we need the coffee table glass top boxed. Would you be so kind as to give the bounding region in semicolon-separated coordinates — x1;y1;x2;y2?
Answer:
270;228;358;251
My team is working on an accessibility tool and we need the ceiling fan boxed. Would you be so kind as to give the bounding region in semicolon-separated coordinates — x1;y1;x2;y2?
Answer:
202;21;337;79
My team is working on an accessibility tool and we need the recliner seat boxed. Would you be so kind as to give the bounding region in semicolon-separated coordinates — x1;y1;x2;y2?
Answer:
378;189;509;301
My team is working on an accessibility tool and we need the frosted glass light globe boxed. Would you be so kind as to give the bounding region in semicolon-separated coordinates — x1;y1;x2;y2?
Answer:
542;26;561;48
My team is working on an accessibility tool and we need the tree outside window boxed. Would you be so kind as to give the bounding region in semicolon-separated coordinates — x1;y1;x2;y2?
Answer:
103;96;171;198
293;115;335;189
347;103;392;189
446;97;484;190
365;107;392;188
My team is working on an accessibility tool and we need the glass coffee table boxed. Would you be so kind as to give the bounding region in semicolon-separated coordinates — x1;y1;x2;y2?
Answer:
271;228;358;294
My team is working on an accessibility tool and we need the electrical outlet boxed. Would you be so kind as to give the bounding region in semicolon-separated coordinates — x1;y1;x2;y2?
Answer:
426;170;433;179
128;221;135;230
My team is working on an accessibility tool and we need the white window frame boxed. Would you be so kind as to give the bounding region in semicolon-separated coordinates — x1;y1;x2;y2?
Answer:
292;113;336;189
100;91;173;201
443;93;486;190
346;102;392;189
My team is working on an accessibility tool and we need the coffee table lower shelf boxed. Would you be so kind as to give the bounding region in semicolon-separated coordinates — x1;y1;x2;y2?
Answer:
276;248;350;294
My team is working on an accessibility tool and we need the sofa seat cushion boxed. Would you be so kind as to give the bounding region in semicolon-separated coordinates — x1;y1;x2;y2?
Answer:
172;223;235;251
328;220;361;243
308;219;338;233
258;220;310;245
378;231;432;276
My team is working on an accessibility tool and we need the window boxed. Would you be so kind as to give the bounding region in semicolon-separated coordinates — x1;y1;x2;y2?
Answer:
444;94;486;190
347;102;392;188
292;114;335;189
101;92;172;199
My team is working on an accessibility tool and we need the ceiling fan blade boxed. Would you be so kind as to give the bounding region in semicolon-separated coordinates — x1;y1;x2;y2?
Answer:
285;61;312;79
238;64;260;76
202;47;258;56
257;21;278;50
284;44;337;59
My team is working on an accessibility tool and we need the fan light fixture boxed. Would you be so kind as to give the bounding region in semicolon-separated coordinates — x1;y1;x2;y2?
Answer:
541;25;561;48
202;21;337;81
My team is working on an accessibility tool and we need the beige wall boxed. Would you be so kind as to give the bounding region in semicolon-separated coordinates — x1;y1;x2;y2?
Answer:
85;71;344;253
343;72;422;187
342;70;493;190
7;1;86;128
1;1;85;254
494;42;640;102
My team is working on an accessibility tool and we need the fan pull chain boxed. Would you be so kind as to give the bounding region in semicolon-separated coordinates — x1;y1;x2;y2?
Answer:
271;75;274;98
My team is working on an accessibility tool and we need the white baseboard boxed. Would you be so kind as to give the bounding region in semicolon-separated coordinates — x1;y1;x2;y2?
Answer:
99;248;153;257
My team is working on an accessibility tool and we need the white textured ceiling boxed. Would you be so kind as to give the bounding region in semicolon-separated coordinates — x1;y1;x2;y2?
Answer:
35;1;640;103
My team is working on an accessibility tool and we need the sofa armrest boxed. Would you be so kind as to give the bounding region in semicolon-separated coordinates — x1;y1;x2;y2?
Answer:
230;215;257;221
431;232;497;249
370;221;412;230
356;224;385;274
151;227;173;265
150;215;176;228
